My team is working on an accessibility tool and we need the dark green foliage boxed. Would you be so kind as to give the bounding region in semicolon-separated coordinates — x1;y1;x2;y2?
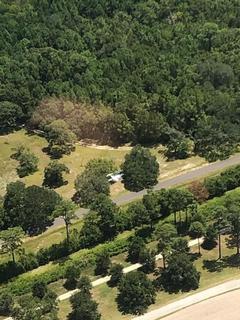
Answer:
108;264;123;287
43;161;69;188
117;271;156;315
1;1;240;160
45;120;76;158
121;146;159;192
77;276;92;295
155;222;177;268
204;165;240;198
159;254;200;293
12;291;58;320
0;227;24;263
19;251;39;271
204;224;217;249
142;191;161;227
0;292;13;316
32;280;47;299
165;130;194;160
68;291;101;320
227;206;240;255
0;101;23;134
64;264;81;290
22;184;60;233
94;250;111;276
139;249;156;274
12;146;39;178
166;188;195;224
79;211;103;248
212;206;228;258
126;202;150;227
74;159;115;207
171;238;190;254
41;290;58;315
1;237;129;295
2;181;25;229
3;182;60;234
128;236;146;263
90;194;118;240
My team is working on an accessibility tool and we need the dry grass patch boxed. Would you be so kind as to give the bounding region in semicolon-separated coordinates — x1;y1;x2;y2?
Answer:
0;130;207;200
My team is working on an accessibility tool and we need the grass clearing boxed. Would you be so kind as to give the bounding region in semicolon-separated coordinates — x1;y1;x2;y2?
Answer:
0;130;207;199
0;219;83;264
57;238;240;320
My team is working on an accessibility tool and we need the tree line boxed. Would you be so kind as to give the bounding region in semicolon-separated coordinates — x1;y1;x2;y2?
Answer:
1;0;240;160
1;161;240;284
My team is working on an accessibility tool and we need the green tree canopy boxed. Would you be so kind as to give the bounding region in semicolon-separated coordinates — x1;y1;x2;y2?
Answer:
3;182;60;234
121;146;159;192
43;161;69;188
53;199;76;245
159;253;200;293
0;226;24;263
45;120;76;158
117;271;156;315
74;159;115;207
0;101;23;134
12;146;39;178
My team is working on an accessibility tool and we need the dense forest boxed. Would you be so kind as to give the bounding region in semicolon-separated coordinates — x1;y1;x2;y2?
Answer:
1;0;240;160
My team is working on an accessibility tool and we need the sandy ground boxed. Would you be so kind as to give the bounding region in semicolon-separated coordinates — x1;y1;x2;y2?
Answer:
162;289;240;320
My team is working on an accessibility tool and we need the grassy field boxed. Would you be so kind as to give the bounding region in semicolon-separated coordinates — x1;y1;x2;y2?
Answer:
0;219;83;264
0;130;207;199
57;238;240;320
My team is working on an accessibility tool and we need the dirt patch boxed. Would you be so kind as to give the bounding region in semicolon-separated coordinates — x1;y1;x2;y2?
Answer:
78;141;132;151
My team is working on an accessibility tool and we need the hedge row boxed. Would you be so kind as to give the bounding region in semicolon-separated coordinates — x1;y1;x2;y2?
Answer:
2;165;240;294
5;187;240;296
204;164;240;198
199;187;240;219
1;236;130;296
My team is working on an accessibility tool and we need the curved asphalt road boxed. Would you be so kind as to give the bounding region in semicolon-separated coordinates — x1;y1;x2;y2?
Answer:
132;279;240;320
115;153;240;205
159;289;240;320
51;154;240;230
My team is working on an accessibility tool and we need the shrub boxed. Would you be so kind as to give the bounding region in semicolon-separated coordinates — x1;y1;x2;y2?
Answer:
64;264;81;290
95;250;111;276
0;292;14;316
32;280;47;299
108;264;123;287
204;165;240;198
2;238;130;295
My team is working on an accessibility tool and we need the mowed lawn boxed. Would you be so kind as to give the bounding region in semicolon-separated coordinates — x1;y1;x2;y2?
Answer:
0;130;206;199
58;239;240;320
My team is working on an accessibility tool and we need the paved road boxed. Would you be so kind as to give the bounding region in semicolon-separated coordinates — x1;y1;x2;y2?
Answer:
115;153;240;205
132;279;240;320
49;153;240;230
159;289;240;320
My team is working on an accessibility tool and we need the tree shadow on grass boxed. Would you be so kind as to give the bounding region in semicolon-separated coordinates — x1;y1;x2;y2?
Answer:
203;253;240;273
203;259;225;272
135;226;152;240
201;240;217;251
189;252;200;262
222;254;240;268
